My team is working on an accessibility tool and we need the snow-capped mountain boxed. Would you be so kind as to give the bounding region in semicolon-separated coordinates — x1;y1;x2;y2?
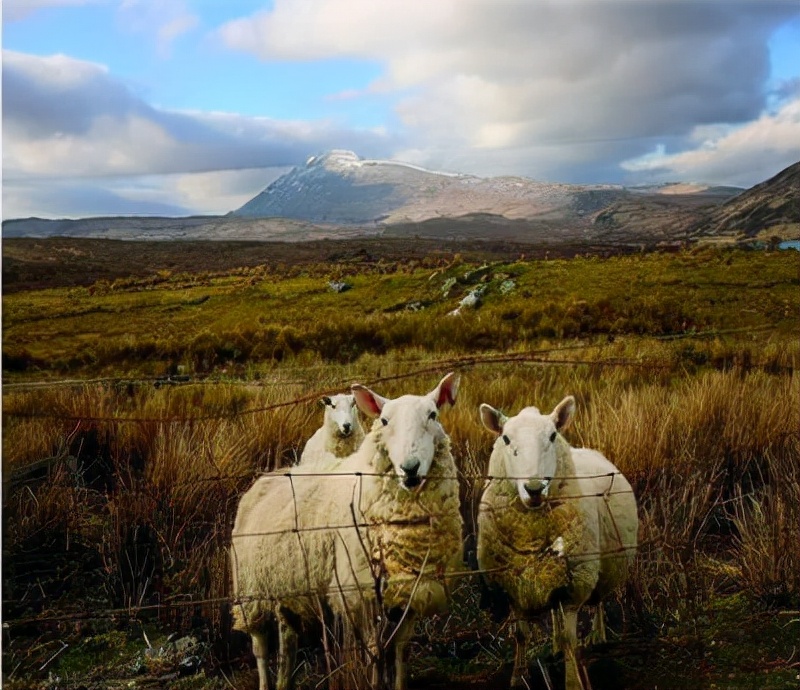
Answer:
233;149;631;226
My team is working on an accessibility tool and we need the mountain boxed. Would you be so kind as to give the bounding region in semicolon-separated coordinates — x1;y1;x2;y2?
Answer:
232;150;749;244
233;149;634;226
17;151;800;247
693;160;800;239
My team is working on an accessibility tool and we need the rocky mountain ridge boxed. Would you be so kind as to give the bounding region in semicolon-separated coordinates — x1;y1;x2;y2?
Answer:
5;152;798;245
234;149;638;225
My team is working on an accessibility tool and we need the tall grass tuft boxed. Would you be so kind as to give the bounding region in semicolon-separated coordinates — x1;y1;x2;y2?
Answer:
3;350;799;684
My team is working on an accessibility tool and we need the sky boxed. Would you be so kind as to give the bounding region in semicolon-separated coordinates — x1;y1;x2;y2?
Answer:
2;0;800;220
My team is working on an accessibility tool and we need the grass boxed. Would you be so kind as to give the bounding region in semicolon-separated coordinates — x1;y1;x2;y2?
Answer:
3;243;800;688
3;246;798;378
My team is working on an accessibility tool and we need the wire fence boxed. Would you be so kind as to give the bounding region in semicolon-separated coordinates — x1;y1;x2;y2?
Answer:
3;337;796;645
1;453;650;631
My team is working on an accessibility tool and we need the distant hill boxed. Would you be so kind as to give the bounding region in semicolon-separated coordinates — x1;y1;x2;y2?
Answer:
693;160;800;239
234;149;633;226
232;150;747;243
17;150;800;246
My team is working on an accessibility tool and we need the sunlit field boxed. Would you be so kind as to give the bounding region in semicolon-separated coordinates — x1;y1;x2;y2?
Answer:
3;245;799;689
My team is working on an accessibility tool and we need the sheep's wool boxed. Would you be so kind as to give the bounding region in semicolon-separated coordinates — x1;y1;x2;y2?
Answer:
358;436;463;614
231;473;337;630
478;437;585;614
324;424;365;459
232;426;464;634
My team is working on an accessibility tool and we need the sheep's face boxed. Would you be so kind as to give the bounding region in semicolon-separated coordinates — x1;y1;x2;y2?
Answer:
353;373;459;491
321;393;359;439
480;396;576;509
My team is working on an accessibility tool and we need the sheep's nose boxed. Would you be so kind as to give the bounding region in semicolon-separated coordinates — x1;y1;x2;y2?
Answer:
342;423;351;435
402;459;422;489
401;459;420;476
524;479;546;498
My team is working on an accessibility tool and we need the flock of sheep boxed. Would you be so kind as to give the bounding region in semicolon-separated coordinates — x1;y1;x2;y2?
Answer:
230;374;639;690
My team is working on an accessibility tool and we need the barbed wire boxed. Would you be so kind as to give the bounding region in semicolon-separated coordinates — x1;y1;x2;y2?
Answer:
3;323;791;401
0;342;600;392
4;540;655;630
3;339;795;646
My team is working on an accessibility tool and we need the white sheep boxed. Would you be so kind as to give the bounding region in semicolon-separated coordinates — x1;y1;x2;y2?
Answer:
298;393;364;467
231;373;464;690
477;396;638;690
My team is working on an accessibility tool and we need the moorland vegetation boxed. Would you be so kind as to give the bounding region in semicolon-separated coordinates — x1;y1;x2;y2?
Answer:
2;243;799;689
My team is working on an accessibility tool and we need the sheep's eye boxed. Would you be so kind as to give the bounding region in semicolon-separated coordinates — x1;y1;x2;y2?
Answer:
502;434;511;446
428;411;437;421
549;431;557;443
381;417;389;426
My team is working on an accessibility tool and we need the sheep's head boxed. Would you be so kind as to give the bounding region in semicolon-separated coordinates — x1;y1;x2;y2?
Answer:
480;396;575;509
352;373;459;491
320;393;359;439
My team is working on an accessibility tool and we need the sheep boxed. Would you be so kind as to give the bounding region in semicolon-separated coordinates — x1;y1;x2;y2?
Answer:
298;393;364;467
476;396;638;690
231;373;464;690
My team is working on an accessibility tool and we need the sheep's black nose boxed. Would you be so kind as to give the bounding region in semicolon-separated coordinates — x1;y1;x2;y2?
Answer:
342;423;351;435
401;459;420;476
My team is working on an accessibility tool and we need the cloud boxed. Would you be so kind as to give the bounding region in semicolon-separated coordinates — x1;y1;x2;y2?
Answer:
220;0;800;183
2;168;290;219
118;0;200;58
2;178;192;218
621;96;800;187
1;50;394;218
2;0;101;22
2;50;394;177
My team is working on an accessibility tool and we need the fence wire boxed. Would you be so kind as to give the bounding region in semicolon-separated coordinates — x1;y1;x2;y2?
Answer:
4;456;648;631
3;341;795;638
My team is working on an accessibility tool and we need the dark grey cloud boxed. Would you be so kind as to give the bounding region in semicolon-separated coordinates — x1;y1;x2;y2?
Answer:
225;0;798;185
2;50;396;179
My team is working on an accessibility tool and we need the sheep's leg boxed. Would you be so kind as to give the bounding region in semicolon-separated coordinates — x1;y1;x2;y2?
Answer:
588;604;607;645
276;612;298;690
551;608;563;654
390;614;416;690
510;619;530;688
559;609;585;690
251;632;272;690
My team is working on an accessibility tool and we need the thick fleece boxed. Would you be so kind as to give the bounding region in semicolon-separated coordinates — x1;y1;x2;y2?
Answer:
329;423;464;619
231;422;463;634
299;397;365;468
478;436;586;613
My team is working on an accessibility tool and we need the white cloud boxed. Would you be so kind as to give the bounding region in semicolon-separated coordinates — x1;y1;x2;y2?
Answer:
220;0;800;183
621;96;800;186
1;50;395;218
1;168;291;219
169;168;289;214
118;0;199;57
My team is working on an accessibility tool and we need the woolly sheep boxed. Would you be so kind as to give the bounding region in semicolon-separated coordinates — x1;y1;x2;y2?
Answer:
298;393;364;467
477;396;638;690
231;373;464;690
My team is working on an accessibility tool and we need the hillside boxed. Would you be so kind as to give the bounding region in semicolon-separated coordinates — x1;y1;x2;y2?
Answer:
693;160;800;239
233;150;740;236
13;152;800;245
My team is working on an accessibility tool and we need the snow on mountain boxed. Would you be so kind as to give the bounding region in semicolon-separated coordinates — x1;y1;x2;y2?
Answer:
233;150;631;225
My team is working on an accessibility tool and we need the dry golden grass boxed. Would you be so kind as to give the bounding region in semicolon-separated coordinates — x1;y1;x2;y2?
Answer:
3;244;799;686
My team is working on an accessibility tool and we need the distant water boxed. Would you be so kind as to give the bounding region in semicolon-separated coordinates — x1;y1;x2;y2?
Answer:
778;240;800;250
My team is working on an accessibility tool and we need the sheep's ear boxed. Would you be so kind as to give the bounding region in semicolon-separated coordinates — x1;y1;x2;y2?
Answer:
480;404;506;435
351;384;387;417
551;396;576;432
431;372;459;409
320;396;332;407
